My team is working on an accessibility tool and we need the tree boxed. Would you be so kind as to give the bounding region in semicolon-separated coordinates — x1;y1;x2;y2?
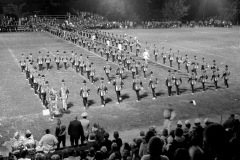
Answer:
218;0;239;21
3;3;28;17
162;0;190;21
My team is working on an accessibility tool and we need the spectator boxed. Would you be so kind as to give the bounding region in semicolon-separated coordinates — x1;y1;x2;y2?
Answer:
190;119;203;147
80;112;90;139
86;147;95;160
177;121;183;128
63;150;76;160
94;151;104;160
100;146;108;159
68;116;85;146
35;153;46;160
141;136;168;160
38;129;58;153
18;150;30;160
173;148;190;160
112;131;122;151
139;131;145;141
101;132;112;152
223;114;236;129
108;143;121;160
121;142;131;160
87;133;100;150
160;129;168;144
189;146;205;160
51;154;61;160
55;120;66;148
22;130;35;150
139;130;155;158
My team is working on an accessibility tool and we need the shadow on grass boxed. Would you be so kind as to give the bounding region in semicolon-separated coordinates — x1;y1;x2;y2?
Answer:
122;93;130;101
105;98;112;104
67;102;74;109
140;92;148;99
88;100;95;107
156;91;165;97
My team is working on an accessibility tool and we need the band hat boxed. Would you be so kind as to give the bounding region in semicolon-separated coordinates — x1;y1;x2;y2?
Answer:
185;120;190;124
177;120;183;126
81;112;88;117
194;118;201;124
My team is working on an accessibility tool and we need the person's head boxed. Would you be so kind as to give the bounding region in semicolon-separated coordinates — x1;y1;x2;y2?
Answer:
89;133;96;141
173;148;190;160
100;146;107;153
113;131;119;139
103;132;109;140
25;130;32;138
35;153;46;160
20;150;28;158
74;116;78;120
175;128;183;137
145;130;155;143
189;146;205;160
14;131;20;139
123;142;131;151
89;147;95;157
111;143;118;152
81;112;88;119
162;129;168;137
51;154;60;160
45;129;50;134
147;137;163;157
140;131;145;137
94;151;103;160
185;120;191;129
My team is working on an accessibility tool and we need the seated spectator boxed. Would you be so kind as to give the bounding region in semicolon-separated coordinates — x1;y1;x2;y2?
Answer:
189;146;205;160
51;154;61;160
160;129;168;144
149;126;157;134
18;150;30;160
101;132;112;152
38;129;58;153
94;151;104;160
22;130;35;150
86;147;96;160
11;132;24;152
108;143;121;160
139;131;155;158
121;142;131;160
141;136;168;160
100;146;108;159
63;150;77;160
173;148;190;160
112;131;122;151
35;153;46;160
87;133;100;150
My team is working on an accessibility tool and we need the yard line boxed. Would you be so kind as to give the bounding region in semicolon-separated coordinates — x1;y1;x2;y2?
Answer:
41;47;98;89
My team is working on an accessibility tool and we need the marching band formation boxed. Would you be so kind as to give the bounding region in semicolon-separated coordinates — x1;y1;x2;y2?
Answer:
18;25;231;116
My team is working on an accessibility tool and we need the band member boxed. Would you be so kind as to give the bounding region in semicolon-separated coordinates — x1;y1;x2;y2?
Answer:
79;54;85;75
133;74;143;102
55;51;61;71
62;51;68;70
211;69;220;90
166;70;173;96
211;60;218;73
168;49;174;67
176;51;182;71
116;62;125;79
153;44;159;62
173;70;182;95
85;57;91;80
111;49;116;62
161;47;167;65
199;70;208;91
222;65;230;88
90;62;95;84
188;70;198;94
113;74;124;104
136;40;141;56
80;80;90;109
28;53;34;64
19;54;26;72
130;41;134;52
104;61;112;83
201;58;209;72
40;80;48;108
192;61;199;75
45;52;51;70
149;71;158;99
74;53;79;73
59;79;69;110
143;49;150;64
97;78;108;107
106;48;110;61
70;52;75;68
141;62;148;79
99;47;104;57
126;55;132;71
37;51;44;71
184;55;191;73
131;60;137;79
48;87;58;120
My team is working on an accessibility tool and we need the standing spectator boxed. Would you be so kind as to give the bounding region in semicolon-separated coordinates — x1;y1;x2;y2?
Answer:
141;137;169;160
38;129;58;153
80;112;90;139
68;116;85;147
139;131;155;158
57;124;66;148
112;131;122;151
223;114;236;129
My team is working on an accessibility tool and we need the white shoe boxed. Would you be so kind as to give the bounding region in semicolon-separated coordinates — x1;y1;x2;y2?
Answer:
152;97;156;100
108;81;110;84
101;105;104;107
116;102;119;104
136;100;139;102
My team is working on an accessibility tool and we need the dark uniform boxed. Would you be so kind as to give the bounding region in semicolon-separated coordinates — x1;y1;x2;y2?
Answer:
62;51;68;70
141;63;148;79
55;52;61;71
133;75;143;102
222;65;230;88
126;55;131;71
149;72;158;99
166;70;173;96
104;61;112;83
153;45;159;62
37;52;44;71
89;63;95;84
188;71;197;94
199;70;208;91
113;74;124;104
211;70;220;90
28;53;34;64
19;54;26;72
97;78;108;107
45;53;52;70
184;56;191;73
173;70;182;95
80;80;90;109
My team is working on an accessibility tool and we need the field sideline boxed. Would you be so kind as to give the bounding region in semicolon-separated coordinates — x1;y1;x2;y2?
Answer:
0;27;240;144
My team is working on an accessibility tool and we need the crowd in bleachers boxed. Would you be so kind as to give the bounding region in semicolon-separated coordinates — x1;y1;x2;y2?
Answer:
1;112;240;160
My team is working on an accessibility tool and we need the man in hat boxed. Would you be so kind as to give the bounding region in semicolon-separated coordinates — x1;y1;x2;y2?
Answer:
113;74;124;104
141;61;148;79
68;116;85;146
116;62;125;79
142;49;150;65
222;65;230;88
168;49;174;67
104;61;112;83
80;112;90;140
173;70;182;95
166;70;173;96
183;54;190;73
45;52;52;70
199;70;208;91
59;79;69;110
62;51;68;70
55;51;61;71
176;51;182;71
37;51;43;71
97;78;108;107
153;44;159;62
89;62;95;84
211;69;220;90
161;47;167;65
85;57;91;80
28;53;34;64
79;54;85;75
188;70;198;94
210;60;218;73
201;57;209;72
19;54;26;72
126;54;132;71
177;120;183;128
70;52;76;68
149;71;158;100
136;40;141;56
80;80;90;109
41;80;49;108
132;74;143;102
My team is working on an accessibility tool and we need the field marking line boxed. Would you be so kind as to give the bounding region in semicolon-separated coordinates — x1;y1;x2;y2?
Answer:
41;47;98;89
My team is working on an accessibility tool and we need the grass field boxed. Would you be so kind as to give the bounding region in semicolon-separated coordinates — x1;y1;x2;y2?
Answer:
0;27;240;144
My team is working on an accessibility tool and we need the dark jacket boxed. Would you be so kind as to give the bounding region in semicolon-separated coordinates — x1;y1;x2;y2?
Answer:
68;120;84;139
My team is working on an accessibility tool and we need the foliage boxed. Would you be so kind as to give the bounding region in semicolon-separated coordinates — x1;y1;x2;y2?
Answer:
3;3;28;17
218;0;239;21
162;0;190;20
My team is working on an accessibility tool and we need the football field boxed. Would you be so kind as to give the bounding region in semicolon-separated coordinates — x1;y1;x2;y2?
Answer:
0;27;240;143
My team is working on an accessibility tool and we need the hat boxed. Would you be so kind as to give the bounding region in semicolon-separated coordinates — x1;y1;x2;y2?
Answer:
42;75;45;78
100;146;107;153
150;71;153;74
100;77;104;81
194;118;201;124
81;112;88;117
204;118;209;124
83;80;86;83
45;81;49;84
56;50;59;52
168;70;171;72
62;79;65;82
177;120;183;126
185;120;190;124
39;51;41;53
26;130;31;134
